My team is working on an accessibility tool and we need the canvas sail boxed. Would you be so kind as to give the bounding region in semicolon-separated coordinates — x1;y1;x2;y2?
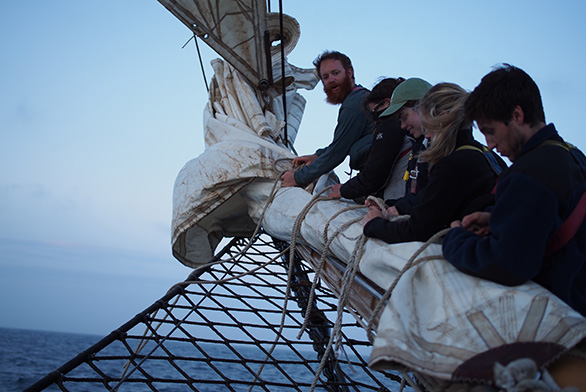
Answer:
157;0;300;90
162;3;586;389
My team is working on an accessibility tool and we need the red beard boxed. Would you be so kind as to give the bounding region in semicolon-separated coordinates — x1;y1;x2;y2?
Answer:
324;73;354;105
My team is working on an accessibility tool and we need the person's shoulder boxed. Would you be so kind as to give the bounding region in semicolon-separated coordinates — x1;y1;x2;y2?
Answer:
343;85;369;104
377;116;402;131
516;139;569;170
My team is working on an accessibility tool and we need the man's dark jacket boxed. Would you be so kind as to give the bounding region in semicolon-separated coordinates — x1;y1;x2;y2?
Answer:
443;124;586;316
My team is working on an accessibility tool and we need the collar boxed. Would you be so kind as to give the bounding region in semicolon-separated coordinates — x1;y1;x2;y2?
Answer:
517;123;561;159
454;127;475;147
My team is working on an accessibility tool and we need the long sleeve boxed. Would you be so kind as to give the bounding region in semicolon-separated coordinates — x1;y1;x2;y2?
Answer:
340;117;407;200
294;89;372;186
363;143;500;244
442;173;560;285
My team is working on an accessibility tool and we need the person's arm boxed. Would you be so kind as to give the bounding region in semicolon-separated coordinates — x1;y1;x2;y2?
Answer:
340;118;406;200
389;191;425;215
295;104;370;186
442;173;559;285
364;158;466;243
280;170;299;187
292;154;318;168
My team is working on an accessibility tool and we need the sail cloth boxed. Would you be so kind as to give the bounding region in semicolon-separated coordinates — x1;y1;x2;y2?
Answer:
164;3;586;388
156;0;301;90
171;56;586;383
242;181;586;386
171;57;319;267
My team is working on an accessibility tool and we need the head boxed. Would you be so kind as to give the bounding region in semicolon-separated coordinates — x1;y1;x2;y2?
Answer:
364;77;405;121
419;83;471;166
380;77;432;138
397;103;423;138
313;51;355;105
465;64;547;161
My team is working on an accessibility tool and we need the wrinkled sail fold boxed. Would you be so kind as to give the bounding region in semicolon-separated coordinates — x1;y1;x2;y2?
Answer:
157;0;298;90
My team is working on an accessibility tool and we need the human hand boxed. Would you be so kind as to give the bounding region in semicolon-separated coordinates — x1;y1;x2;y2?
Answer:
362;207;384;225
329;183;343;198
292;154;318;168
386;206;399;217
365;196;385;210
280;170;298;188
452;211;491;236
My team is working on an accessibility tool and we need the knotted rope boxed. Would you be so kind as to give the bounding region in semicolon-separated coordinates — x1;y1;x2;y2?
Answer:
365;227;450;343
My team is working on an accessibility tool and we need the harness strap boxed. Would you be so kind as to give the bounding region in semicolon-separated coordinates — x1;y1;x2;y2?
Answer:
540;140;586;256
397;146;412;161
455;144;504;176
545;191;586;256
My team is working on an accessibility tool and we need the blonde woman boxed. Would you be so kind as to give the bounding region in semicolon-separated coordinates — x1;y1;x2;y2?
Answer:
362;82;507;244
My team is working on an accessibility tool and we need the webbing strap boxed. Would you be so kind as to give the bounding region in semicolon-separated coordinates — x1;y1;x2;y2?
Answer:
397;146;412;161
455;144;504;176
542;140;586;256
455;145;486;153
545;191;586;256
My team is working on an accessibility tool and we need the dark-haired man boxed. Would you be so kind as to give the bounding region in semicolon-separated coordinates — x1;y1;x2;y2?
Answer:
280;51;373;187
443;64;586;321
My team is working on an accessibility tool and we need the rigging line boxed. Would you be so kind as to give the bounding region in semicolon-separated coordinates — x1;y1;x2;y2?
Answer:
309;234;367;392
183;33;209;92
247;186;333;392
279;0;288;147
365;227;451;343
297;212;364;339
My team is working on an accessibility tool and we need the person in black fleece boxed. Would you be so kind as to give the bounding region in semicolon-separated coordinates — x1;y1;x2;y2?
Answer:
362;82;506;243
329;77;413;202
377;77;432;216
441;63;586;391
443;64;586;317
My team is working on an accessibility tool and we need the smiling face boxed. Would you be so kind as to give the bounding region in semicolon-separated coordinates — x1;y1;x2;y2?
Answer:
319;58;354;105
398;106;423;138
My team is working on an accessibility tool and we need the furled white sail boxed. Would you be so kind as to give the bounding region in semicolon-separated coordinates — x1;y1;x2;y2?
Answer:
162;3;586;389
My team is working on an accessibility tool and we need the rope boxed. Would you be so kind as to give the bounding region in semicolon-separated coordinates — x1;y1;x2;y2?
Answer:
163;154;454;390
248;185;333;391
308;234;368;392
130;161;293;389
298;212;364;339
167;159;291;293
366;227;451;343
182;34;209;93
278;0;288;147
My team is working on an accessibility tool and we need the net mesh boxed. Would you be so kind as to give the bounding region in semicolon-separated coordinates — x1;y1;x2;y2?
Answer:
25;232;408;392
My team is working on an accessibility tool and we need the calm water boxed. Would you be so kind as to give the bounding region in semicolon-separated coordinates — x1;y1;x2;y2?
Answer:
0;327;404;391
0;327;102;392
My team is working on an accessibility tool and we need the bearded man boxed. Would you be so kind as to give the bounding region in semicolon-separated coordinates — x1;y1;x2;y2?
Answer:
280;51;374;187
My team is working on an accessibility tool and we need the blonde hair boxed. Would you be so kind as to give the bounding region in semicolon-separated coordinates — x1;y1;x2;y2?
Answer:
419;83;472;166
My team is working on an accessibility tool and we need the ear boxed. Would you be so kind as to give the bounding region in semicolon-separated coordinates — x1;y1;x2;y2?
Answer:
347;66;354;80
511;105;525;125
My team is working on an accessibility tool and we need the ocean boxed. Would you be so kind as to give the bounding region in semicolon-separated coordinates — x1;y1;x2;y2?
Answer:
0;327;404;391
0;327;103;392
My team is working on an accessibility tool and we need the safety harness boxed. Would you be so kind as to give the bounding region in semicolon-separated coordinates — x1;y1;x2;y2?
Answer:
539;141;586;256
455;144;504;176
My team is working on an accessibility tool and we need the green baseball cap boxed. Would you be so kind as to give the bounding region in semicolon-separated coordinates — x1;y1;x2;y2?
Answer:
380;77;432;118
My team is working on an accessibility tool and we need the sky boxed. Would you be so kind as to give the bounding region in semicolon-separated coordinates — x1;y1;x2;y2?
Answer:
1;1;586;336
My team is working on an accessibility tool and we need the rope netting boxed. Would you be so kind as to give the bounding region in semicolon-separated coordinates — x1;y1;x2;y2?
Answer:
25;232;411;392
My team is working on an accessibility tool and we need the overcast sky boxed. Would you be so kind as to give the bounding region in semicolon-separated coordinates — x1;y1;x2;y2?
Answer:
1;0;586;336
